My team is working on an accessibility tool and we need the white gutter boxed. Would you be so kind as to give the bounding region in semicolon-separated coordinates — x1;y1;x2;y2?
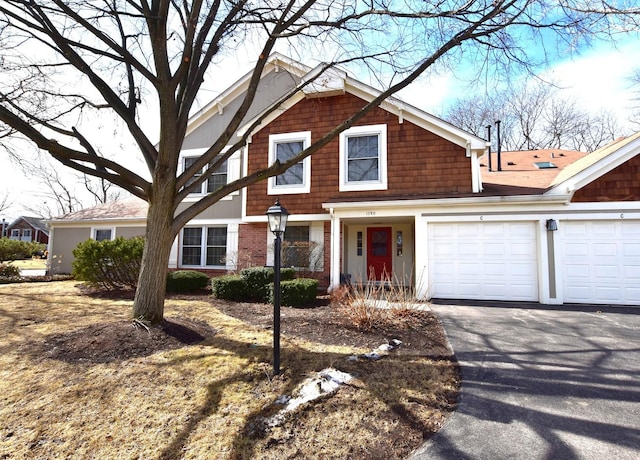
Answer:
321;193;572;211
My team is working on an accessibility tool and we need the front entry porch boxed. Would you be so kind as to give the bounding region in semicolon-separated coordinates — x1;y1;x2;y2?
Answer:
340;219;415;288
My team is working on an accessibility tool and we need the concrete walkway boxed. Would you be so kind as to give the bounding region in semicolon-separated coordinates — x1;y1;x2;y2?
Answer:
409;302;640;460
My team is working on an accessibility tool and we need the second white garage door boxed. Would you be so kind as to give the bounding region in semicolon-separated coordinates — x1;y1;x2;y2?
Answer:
428;221;539;301
561;220;640;305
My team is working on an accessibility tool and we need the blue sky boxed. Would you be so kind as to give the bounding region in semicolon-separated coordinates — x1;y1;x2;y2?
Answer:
2;30;639;221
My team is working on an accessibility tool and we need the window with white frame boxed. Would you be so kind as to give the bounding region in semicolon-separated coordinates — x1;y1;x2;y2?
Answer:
10;229;20;239
183;156;228;195
339;124;387;191
93;228;114;241
181;227;227;267
268;131;311;195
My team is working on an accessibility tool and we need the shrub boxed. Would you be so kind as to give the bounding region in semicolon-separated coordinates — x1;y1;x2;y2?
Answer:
269;278;319;307
72;237;144;290
0;238;45;263
240;266;297;302
211;275;247;301
166;270;210;293
0;263;21;279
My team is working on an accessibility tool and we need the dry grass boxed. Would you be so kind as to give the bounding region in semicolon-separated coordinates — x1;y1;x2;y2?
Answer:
0;281;458;459
8;258;47;270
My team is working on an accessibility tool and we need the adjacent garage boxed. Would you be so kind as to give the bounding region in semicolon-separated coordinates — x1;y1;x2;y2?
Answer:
428;221;539;302
560;220;640;305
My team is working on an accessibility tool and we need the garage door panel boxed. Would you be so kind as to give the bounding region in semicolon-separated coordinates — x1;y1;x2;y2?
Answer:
565;242;589;257
625;266;640;278
594;243;617;257
624;243;640;256
561;220;640;306
565;263;590;277
593;265;618;278
484;243;506;256
429;222;538;302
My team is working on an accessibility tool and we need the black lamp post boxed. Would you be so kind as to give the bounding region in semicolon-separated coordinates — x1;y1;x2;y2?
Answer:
266;198;289;375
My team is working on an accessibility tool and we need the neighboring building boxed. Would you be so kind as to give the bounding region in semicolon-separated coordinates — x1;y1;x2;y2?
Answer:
47;54;640;306
5;216;49;244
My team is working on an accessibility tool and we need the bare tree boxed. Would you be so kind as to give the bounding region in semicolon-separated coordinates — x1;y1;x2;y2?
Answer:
630;68;640;129
445;79;623;152
0;1;638;324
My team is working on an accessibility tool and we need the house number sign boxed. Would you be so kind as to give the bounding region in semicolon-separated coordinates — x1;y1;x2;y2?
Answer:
365;211;376;216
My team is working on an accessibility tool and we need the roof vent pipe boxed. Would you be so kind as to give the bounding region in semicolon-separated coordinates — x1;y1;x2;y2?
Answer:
495;120;502;172
485;124;492;172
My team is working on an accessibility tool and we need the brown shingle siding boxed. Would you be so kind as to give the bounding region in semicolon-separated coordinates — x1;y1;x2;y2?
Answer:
246;93;471;216
572;155;640;202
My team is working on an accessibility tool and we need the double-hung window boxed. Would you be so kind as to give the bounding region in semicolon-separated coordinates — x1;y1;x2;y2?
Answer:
339;124;387;191
183;156;228;195
268;131;311;195
181;227;227;267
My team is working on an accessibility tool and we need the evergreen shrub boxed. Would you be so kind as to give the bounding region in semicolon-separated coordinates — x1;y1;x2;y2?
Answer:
269;278;319;307
211;275;247;301
166;270;210;293
72;237;144;290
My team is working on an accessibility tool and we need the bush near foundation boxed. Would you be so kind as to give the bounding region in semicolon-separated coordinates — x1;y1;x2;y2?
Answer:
240;266;295;302
269;278;319;307
72;237;144;290
166;270;210;293
211;275;248;301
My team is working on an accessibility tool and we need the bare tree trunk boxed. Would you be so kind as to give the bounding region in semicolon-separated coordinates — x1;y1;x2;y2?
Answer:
132;193;175;324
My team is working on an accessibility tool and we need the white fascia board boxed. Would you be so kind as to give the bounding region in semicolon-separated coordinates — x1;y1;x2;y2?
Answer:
322;194;570;212
344;79;486;151
546;133;640;196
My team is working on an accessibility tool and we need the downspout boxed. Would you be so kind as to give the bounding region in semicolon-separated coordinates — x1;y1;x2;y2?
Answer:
486;125;492;172
495;120;502;172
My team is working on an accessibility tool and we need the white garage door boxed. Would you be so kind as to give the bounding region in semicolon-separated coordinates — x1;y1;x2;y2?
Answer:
561;220;640;305
428;222;539;301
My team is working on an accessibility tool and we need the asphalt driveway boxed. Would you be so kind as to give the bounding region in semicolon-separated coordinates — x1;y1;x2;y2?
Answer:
409;302;640;460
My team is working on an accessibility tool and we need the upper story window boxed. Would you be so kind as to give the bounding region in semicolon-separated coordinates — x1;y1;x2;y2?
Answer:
268;131;311;195
339;124;387;192
183;156;228;195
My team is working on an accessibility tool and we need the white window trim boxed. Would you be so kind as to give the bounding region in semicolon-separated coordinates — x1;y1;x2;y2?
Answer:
179;226;228;269
339;124;388;192
267;131;312;195
178;148;240;201
92;227;115;241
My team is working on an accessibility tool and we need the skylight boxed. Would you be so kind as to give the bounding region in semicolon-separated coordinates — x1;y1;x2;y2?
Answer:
534;161;557;169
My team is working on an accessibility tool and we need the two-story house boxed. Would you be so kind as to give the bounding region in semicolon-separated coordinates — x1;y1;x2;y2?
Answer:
47;53;640;307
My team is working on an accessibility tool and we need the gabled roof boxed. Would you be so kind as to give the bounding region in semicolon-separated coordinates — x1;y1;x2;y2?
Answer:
186;53;311;137
546;132;640;196
48;197;148;223
480;149;588;195
237;56;488;154
8;216;49;234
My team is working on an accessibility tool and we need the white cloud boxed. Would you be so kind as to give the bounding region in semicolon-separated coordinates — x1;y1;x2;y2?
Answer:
541;41;638;128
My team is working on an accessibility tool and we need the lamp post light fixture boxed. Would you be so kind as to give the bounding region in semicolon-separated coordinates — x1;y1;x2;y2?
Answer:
266;198;289;375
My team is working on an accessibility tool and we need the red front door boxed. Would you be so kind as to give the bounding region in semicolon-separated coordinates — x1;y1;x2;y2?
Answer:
367;227;392;281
